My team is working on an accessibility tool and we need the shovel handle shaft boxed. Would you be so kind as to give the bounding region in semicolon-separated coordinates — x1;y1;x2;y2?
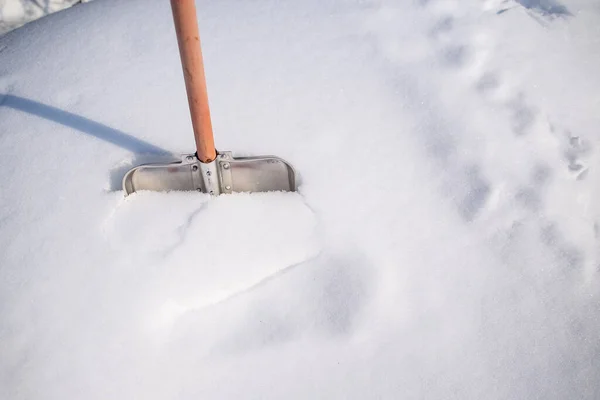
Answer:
170;0;216;163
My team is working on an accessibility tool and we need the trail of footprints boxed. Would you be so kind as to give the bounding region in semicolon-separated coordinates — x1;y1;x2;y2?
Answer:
368;0;597;281
441;0;595;280
425;0;587;176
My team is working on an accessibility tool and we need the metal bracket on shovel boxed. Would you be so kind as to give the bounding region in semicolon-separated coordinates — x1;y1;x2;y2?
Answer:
122;1;298;197
122;151;296;196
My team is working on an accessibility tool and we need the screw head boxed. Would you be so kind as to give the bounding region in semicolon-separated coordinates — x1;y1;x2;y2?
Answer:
186;155;194;161
192;165;198;171
225;185;231;190
222;163;230;169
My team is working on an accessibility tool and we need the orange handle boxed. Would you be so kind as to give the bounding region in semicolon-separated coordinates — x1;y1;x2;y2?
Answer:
170;0;216;163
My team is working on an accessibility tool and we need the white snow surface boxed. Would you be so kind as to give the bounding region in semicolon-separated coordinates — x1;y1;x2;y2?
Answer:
0;0;90;35
1;0;600;398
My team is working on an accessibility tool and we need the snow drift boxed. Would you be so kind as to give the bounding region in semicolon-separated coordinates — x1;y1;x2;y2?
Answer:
0;0;90;35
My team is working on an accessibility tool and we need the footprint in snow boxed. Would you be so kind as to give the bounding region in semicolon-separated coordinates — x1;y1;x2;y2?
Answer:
548;122;591;180
456;165;492;222
428;15;454;38
476;72;501;94
439;44;469;68
564;134;591;180
508;94;537;136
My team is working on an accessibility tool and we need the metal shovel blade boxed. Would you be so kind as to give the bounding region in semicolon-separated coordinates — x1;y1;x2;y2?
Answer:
122;151;296;195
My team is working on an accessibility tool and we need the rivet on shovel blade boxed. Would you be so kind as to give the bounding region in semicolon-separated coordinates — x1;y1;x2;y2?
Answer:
121;1;297;197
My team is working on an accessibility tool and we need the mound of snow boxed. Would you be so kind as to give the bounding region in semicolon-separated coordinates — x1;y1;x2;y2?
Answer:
0;0;91;35
1;0;599;398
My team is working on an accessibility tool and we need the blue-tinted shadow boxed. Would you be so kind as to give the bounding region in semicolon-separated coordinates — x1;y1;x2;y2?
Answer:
516;0;572;16
1;94;170;155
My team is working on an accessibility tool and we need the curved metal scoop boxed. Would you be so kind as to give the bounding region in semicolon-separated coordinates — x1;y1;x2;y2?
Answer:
123;151;296;196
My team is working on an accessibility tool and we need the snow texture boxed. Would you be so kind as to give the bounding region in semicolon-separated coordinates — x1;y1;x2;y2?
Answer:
0;0;90;35
1;0;600;398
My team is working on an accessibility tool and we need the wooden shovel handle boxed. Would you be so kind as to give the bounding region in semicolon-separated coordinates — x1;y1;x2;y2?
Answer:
170;0;216;163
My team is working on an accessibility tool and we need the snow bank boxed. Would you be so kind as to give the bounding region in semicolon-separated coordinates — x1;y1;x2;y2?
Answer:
1;0;599;398
0;0;90;35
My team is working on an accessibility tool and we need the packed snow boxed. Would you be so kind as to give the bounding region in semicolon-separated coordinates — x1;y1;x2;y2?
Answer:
1;0;599;398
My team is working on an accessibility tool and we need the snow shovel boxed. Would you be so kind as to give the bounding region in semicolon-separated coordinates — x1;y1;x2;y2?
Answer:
123;0;296;195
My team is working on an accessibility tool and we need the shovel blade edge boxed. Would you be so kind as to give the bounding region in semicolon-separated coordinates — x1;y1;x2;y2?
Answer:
122;152;296;196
